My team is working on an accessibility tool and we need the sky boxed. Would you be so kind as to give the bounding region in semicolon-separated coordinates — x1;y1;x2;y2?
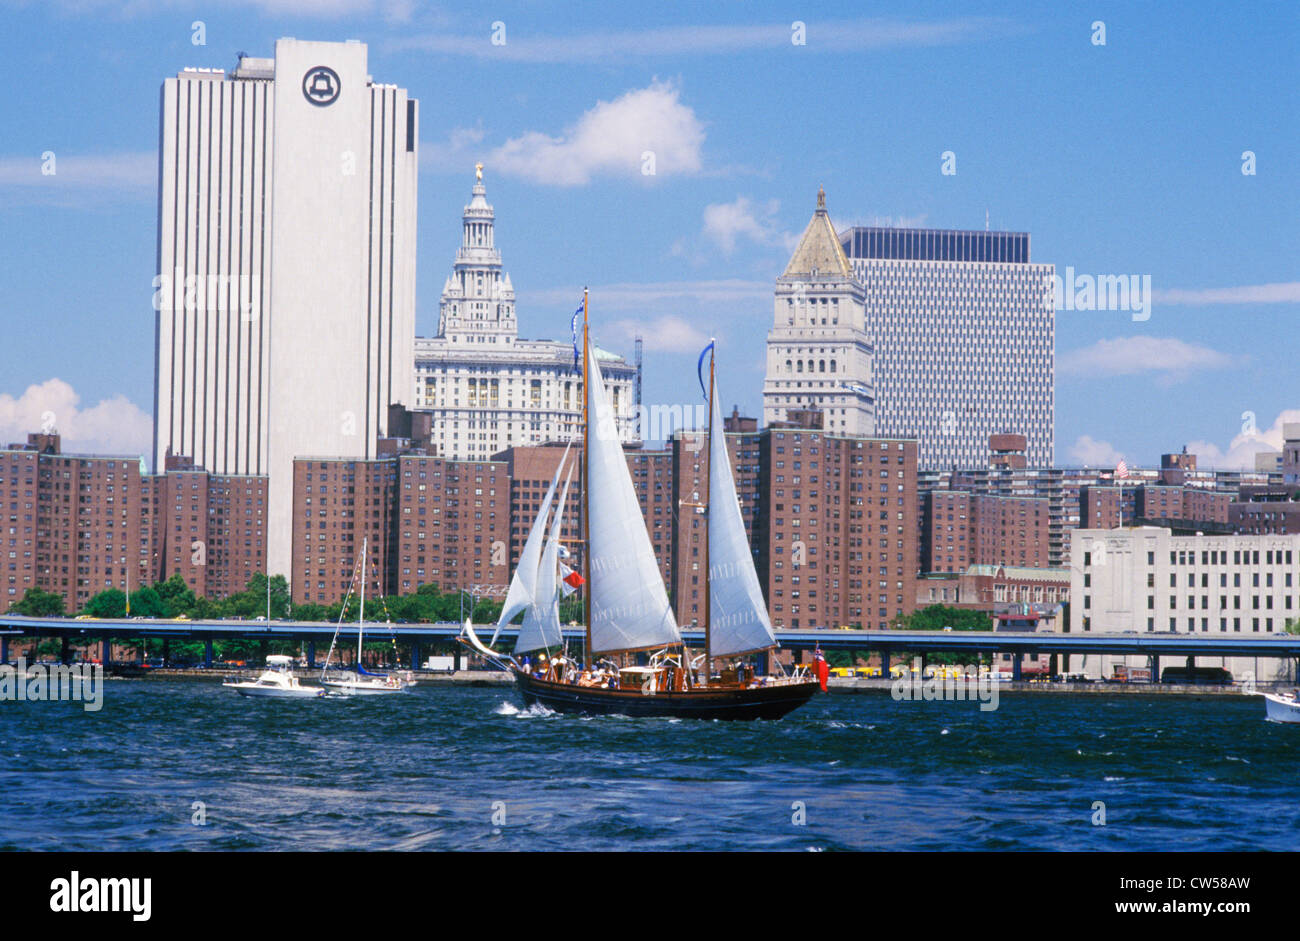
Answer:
0;0;1296;470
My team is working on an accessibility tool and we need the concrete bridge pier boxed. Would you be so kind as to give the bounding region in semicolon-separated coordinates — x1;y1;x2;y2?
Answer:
1151;655;1161;684
307;640;316;670
204;638;214;669
1012;654;1022;682
411;641;422;671
453;646;463;671
100;637;110;666
879;650;890;678
60;635;70;665
0;635;8;664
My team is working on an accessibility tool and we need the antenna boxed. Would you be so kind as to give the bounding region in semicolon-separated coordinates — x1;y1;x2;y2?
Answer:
634;334;643;411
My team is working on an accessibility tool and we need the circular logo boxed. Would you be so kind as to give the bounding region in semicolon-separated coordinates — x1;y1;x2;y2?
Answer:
302;66;341;107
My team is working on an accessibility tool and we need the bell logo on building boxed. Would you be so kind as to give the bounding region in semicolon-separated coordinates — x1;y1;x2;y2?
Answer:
302;65;340;106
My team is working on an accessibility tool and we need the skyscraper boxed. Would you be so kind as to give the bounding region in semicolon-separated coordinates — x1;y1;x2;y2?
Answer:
839;226;1055;470
152;38;418;577
762;188;875;437
413;168;638;460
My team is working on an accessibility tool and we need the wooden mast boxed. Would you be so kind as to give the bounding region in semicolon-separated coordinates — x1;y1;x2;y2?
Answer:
703;344;715;682
581;287;592;667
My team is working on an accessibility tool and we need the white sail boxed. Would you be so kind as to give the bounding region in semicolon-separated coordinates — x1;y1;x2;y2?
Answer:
707;369;777;657
516;466;571;654
585;345;682;653
494;442;570;643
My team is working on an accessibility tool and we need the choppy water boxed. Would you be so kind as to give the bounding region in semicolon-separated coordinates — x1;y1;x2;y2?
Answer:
2;679;1298;851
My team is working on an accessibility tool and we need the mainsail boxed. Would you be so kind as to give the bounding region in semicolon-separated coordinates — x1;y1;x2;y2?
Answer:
494;442;570;643
585;345;682;654
515;465;572;654
706;367;777;657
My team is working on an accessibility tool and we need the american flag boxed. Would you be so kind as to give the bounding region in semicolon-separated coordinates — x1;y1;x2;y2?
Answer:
1115;459;1129;479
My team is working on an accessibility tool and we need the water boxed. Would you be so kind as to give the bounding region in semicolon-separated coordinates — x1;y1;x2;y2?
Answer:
3;679;1299;851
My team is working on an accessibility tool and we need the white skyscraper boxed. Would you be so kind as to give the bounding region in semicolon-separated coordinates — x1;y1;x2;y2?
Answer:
413;168;638;460
153;38;418;577
840;225;1055;469
763;188;876;436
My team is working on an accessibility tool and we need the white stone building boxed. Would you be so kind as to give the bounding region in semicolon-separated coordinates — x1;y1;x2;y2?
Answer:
762;188;876;436
413;169;638;460
152;39;418;577
1070;526;1300;682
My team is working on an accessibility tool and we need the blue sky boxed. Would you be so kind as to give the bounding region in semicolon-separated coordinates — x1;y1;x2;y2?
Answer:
0;0;1296;469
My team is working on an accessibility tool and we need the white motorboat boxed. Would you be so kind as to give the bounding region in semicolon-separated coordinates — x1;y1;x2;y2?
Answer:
1258;690;1300;723
319;537;411;696
224;655;324;699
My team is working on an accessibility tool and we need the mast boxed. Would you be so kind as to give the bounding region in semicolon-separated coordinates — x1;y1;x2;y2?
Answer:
358;537;367;665
703;345;716;681
581;287;592;667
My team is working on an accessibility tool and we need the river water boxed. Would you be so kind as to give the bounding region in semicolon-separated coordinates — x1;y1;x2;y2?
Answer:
2;679;1296;851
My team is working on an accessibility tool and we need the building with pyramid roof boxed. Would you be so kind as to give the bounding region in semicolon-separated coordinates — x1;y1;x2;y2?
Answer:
762;187;876;437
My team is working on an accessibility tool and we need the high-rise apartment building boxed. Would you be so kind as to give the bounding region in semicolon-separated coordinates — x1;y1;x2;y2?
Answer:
839;226;1055;469
153;38;418;577
413;169;638;460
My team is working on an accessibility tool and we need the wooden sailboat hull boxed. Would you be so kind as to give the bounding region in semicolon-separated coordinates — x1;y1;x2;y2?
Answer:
512;668;818;720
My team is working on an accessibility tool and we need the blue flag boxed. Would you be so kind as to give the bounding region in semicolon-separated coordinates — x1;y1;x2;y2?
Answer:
696;339;715;400
571;301;583;372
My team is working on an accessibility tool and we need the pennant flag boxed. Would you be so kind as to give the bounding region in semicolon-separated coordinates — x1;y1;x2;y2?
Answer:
696;339;715;399
570;301;583;372
560;563;585;595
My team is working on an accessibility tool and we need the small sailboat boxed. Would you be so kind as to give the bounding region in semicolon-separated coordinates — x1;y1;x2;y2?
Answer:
320;537;411;696
461;292;819;720
223;655;324;699
1257;689;1300;723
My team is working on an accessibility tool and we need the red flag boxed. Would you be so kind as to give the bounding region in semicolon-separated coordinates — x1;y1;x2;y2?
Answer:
563;569;585;589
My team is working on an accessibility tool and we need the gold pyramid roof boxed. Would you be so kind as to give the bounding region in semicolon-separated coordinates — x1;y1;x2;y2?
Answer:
781;186;853;279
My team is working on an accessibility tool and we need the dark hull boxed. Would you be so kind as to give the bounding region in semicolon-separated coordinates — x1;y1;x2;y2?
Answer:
512;669;818;720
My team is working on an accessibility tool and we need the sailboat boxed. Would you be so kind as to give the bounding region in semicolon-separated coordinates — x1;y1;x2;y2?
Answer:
461;292;819;720
320;537;411;695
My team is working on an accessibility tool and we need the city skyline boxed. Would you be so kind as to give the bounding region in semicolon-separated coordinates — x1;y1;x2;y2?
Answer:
0;1;1296;471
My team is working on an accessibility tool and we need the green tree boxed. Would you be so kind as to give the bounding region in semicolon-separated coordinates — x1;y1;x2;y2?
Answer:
127;586;167;618
155;573;198;617
83;589;127;619
890;604;993;666
10;587;65;617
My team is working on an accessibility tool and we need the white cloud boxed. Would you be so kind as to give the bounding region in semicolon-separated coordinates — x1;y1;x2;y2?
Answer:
486;80;704;185
1184;409;1300;471
0;379;151;460
420;125;486;173
605;315;709;354
1154;282;1300;306
391;17;1022;63
1058;336;1244;383
701;196;791;255
0;151;154;205
1066;434;1125;467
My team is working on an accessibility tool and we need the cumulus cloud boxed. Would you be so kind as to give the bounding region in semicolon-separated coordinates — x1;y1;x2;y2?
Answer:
1058;336;1244;383
487;80;704;185
420;125;487;173
1183;409;1300;471
1066;434;1126;467
0;379;151;459
701;196;793;255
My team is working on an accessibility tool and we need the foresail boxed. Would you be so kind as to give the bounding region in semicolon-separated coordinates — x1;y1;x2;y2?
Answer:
586;346;681;653
707;371;777;657
495;442;569;642
516;466;571;654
